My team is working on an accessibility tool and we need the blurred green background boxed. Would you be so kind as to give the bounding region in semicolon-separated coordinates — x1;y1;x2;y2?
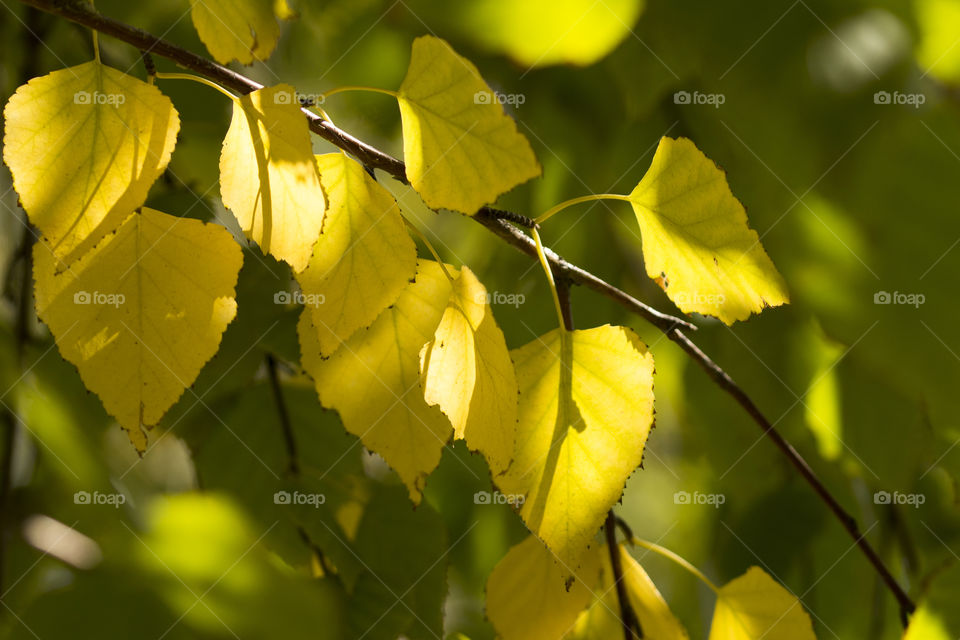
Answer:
1;0;960;638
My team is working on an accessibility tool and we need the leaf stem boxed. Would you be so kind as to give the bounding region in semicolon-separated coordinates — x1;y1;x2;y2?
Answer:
402;215;454;283
321;85;401;101
535;194;633;225
153;71;238;101
531;227;567;333
628;536;720;593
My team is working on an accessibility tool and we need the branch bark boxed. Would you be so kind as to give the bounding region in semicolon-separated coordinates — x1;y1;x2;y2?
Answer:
13;0;916;620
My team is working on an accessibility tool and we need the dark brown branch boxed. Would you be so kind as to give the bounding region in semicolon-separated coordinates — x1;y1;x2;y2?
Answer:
265;354;298;476
13;0;916;619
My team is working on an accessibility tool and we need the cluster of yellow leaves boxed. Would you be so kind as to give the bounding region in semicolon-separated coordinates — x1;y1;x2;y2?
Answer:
488;535;817;640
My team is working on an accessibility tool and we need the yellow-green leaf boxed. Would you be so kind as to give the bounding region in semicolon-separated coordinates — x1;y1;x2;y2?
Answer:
33;208;243;450
189;0;290;65
709;567;816;640
498;325;655;571
299;260;454;503
569;544;688;640
916;0;960;84
419;266;517;474
461;0;645;68
629;136;789;324
220;84;327;272
296;153;417;356
397;35;541;214
486;535;602;640
3;61;180;265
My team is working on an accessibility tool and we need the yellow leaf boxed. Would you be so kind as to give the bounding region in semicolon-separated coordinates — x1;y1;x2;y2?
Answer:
709;567;816;640
33;208;243;450
220;84;327;272
397;35;541;214
498;325;655;571
462;0;645;68
568;544;688;640
295;153;417;356
629;137;789;324
189;0;287;65
299;260;454;503
3;61;179;266
916;0;960;84
486;535;602;640
420;266;517;474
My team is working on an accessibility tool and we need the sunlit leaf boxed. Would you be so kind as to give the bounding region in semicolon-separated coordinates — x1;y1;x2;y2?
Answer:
296;153;417;355
915;0;960;84
497;325;655;572
709;566;815;640
460;0;645;67
299;260;454;503
629;136;788;324
486;535;601;640
569;544;688;640
420;265;517;474
3;61;179;265
397;35;541;214
220;84;327;272
904;562;960;640
33;208;243;450
189;0;292;65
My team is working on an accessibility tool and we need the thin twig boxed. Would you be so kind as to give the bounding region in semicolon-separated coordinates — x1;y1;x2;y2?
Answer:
12;0;916;619
265;354;298;476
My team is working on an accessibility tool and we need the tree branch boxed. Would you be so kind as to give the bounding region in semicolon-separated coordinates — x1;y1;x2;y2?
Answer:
12;0;915;619
265;354;299;476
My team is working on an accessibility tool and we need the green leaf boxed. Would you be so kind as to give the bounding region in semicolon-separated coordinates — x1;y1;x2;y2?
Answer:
33;207;243;450
497;325;655;572
629;136;789;324
299;259;454;503
568;544;688;640
189;0;292;65
348;484;448;640
460;0;645;67
296;153;417;355
420;265;517;475
3;61;180;265
709;567;816;640
397;35;541;214
220;84;327;272
486;535;601;640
